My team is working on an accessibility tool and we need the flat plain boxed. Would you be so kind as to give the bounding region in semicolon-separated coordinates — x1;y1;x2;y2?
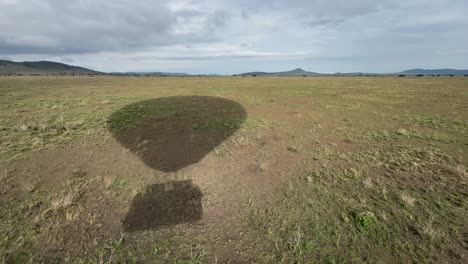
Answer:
0;76;467;263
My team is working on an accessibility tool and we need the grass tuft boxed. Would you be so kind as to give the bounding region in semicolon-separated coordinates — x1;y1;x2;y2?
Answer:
354;211;377;231
50;192;75;211
400;193;416;206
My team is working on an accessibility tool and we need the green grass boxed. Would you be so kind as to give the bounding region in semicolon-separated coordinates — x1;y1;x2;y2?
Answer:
250;167;467;263
0;191;49;263
0;76;467;262
0;93;146;164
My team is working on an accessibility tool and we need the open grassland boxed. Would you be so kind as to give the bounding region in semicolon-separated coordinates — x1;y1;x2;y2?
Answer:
0;76;467;263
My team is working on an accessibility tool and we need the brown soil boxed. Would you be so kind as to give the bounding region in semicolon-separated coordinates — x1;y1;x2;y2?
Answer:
5;117;301;262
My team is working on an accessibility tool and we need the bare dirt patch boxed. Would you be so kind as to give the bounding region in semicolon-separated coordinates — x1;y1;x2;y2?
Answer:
3;120;301;262
1;76;467;263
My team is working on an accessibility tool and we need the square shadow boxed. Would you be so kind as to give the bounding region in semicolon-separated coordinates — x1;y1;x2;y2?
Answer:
123;180;203;231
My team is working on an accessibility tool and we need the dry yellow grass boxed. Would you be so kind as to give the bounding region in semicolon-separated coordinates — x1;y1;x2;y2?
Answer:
1;76;467;263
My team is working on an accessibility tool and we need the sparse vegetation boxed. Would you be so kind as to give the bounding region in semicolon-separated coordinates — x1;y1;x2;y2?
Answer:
0;76;467;263
250;167;467;263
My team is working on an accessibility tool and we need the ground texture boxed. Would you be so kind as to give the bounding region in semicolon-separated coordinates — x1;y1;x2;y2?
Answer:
0;76;467;263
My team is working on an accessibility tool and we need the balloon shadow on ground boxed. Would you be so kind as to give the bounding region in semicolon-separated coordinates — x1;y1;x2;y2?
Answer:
108;96;247;173
107;96;247;230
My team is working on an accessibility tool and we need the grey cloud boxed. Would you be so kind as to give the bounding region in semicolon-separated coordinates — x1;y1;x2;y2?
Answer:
306;17;346;27
240;42;255;48
133;54;274;61
220;0;396;27
1;0;467;73
137;55;261;61
0;0;226;55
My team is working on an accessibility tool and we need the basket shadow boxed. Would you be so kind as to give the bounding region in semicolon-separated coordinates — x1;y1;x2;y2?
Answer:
123;180;202;231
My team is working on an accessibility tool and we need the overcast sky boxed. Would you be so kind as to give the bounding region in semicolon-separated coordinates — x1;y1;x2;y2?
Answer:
1;0;467;74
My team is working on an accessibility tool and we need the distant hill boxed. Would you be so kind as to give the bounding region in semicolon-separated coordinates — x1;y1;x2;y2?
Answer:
2;61;467;77
238;68;468;77
400;69;468;75
334;69;468;76
238;68;321;76
0;59;101;75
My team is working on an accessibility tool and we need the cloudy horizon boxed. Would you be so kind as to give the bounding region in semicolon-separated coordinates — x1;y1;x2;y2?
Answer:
1;0;467;74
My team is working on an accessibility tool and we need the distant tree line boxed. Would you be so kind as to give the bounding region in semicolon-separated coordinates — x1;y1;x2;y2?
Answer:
397;74;462;78
2;72;468;77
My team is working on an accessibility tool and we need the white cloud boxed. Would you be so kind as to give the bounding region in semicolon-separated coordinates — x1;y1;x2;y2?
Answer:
1;0;467;73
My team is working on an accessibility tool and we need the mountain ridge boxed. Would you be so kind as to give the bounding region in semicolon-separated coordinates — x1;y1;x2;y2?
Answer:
400;68;468;75
1;59;468;76
0;59;101;75
238;68;321;76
